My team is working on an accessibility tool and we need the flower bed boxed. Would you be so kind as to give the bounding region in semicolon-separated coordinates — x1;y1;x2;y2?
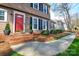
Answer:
0;31;71;45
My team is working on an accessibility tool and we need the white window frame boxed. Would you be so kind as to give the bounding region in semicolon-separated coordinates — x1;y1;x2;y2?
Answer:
43;4;48;14
0;8;7;22
42;19;47;30
33;3;39;10
32;16;39;30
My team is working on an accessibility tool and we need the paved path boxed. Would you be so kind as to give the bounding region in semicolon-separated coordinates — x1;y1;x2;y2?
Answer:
11;33;76;56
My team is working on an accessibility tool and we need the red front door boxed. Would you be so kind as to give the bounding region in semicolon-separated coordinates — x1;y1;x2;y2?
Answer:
15;14;24;32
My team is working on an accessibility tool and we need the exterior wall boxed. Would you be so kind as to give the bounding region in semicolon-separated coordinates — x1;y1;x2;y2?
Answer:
0;3;50;20
25;14;50;33
49;20;55;31
0;6;13;33
0;3;50;33
53;21;65;30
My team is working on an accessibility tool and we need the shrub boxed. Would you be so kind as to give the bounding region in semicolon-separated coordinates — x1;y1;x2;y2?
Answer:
56;29;64;33
5;22;11;31
30;30;33;34
41;30;49;35
50;29;64;34
4;22;11;35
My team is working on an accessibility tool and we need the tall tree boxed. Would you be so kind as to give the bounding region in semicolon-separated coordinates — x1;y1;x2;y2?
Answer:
52;3;77;30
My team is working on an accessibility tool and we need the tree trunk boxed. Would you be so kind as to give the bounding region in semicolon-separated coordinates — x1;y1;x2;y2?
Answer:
66;9;72;30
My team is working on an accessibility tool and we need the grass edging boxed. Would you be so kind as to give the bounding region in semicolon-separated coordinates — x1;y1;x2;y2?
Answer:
56;37;79;56
9;51;24;56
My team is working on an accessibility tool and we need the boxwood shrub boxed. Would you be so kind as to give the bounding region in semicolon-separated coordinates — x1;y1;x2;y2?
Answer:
41;30;49;35
50;29;64;34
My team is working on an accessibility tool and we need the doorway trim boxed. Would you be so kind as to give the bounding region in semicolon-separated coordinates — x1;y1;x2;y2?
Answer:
13;11;25;33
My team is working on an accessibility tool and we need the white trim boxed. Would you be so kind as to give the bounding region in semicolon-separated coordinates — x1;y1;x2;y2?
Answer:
32;16;39;30
13;11;25;33
0;8;7;22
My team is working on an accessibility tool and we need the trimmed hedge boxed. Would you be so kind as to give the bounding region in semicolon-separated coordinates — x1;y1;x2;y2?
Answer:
41;30;49;35
50;29;64;34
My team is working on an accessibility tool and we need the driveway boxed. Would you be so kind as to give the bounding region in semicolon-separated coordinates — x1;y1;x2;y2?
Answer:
11;33;76;56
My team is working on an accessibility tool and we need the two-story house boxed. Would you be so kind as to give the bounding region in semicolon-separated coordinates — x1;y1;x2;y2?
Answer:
0;3;50;33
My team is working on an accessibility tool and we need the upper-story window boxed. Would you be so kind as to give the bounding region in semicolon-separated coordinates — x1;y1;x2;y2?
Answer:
30;3;48;14
0;8;7;22
31;3;39;10
43;4;48;14
39;3;43;12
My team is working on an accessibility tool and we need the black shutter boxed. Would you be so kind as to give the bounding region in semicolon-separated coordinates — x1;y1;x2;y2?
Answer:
38;19;40;30
47;21;48;30
39;19;42;30
39;3;43;12
47;6;48;14
30;17;32;30
30;3;33;7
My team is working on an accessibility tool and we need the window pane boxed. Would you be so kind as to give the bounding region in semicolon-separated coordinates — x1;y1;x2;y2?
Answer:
0;16;4;20
0;10;4;16
39;3;43;12
0;10;4;20
34;18;37;29
43;5;47;14
34;3;38;9
42;20;46;29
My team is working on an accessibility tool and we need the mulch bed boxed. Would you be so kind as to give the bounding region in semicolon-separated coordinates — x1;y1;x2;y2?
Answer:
0;32;70;45
0;42;12;56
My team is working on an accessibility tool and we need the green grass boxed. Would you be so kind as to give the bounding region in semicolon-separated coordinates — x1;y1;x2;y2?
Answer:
57;38;79;56
9;51;23;56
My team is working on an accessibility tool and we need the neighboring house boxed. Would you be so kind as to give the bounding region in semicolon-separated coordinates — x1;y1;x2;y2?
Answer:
54;20;65;30
50;9;68;30
49;20;64;30
49;20;55;31
0;3;50;33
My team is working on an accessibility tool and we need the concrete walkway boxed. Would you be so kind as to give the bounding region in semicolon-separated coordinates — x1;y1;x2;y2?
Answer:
11;33;76;56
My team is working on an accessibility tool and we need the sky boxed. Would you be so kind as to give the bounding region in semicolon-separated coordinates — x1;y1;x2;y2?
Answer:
50;3;79;15
70;3;79;15
50;3;79;21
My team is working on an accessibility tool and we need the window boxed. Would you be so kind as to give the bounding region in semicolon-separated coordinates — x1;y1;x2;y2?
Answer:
0;8;7;22
39;3;43;12
43;4;48;14
33;3;39;10
32;17;38;30
42;20;47;30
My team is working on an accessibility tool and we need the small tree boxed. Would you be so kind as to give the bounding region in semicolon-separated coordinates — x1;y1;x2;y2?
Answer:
5;22;11;31
4;22;11;35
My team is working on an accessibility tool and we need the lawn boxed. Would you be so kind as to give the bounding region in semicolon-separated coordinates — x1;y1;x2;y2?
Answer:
9;51;23;56
57;37;79;56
